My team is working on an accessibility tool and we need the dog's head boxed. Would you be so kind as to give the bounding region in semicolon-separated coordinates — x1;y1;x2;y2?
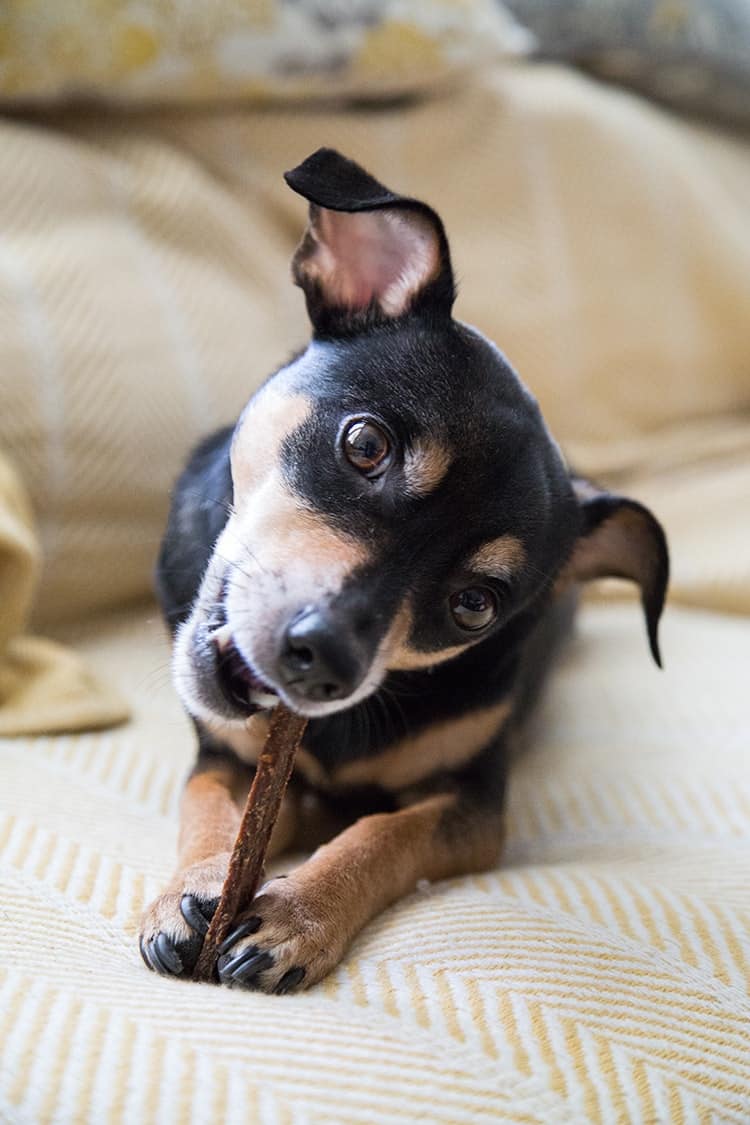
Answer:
176;149;668;725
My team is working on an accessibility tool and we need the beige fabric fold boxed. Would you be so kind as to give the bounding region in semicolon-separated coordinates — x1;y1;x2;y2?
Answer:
0;453;129;735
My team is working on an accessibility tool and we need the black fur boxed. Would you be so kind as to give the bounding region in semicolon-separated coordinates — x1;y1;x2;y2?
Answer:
156;427;234;634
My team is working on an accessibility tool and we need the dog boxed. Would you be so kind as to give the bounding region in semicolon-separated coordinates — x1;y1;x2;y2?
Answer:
139;148;669;994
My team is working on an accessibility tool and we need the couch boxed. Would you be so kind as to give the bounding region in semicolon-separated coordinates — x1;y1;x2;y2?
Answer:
1;38;749;1125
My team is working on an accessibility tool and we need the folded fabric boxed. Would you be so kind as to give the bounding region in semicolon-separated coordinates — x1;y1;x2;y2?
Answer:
0;453;129;735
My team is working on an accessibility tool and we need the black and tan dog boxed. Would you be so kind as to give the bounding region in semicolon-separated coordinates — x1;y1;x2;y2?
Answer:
139;149;668;994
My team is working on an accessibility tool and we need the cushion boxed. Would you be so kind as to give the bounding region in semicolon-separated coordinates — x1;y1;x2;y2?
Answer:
0;0;529;105
505;0;750;126
1;599;747;1119
1;65;749;625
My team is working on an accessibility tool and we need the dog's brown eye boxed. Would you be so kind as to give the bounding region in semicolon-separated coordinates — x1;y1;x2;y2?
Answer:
342;418;391;476
450;587;497;632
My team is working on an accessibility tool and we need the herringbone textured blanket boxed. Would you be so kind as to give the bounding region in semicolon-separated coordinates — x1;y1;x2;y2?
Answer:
2;602;748;1122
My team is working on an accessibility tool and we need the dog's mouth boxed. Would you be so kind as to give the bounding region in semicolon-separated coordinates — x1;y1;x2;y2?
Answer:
210;623;279;717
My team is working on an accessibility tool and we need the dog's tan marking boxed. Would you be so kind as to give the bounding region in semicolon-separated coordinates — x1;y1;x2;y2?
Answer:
388;642;469;671
204;712;331;787
403;439;452;497
223;470;369;689
178;761;296;869
293;746;329;787
177;766;246;870
200;715;269;767
468;535;526;578
227;377;367;588
231;387;311;499
330;698;513;790
242;474;367;573
225;790;505;990
382;602;468;672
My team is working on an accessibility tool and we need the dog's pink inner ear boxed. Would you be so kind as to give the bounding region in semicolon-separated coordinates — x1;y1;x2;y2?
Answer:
298;206;440;317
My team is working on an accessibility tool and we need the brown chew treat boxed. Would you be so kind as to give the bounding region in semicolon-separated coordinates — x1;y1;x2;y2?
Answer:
192;705;308;982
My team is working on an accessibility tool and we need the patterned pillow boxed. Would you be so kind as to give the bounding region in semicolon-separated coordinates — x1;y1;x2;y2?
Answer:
504;0;750;126
0;0;531;105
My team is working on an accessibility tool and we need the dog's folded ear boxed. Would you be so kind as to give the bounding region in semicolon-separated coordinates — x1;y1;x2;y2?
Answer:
563;477;670;667
284;148;454;336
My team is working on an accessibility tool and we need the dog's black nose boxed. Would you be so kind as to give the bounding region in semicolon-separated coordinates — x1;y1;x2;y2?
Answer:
279;609;367;702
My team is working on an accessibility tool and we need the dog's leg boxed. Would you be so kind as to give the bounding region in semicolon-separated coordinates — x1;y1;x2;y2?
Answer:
215;787;504;994
139;749;297;977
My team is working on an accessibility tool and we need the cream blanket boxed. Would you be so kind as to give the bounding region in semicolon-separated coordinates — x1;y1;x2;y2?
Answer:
1;600;747;1121
0;61;749;1123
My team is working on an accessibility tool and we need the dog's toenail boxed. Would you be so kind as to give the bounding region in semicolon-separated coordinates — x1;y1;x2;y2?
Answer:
180;895;216;936
217;916;262;955
227;950;274;984
217;945;258;979
139;935;154;971
275;967;306;994
156;932;184;975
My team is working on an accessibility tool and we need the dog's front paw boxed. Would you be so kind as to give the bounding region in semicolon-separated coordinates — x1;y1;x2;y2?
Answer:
139;852;231;977
215;875;344;994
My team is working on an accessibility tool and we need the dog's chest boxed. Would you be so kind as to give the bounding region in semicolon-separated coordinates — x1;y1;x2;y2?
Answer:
211;697;511;794
206;711;400;789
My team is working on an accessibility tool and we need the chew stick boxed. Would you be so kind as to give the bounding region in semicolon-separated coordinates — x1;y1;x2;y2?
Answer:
192;705;308;982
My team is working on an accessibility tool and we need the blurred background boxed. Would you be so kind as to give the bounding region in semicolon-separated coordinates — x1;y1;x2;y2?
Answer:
0;0;748;632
